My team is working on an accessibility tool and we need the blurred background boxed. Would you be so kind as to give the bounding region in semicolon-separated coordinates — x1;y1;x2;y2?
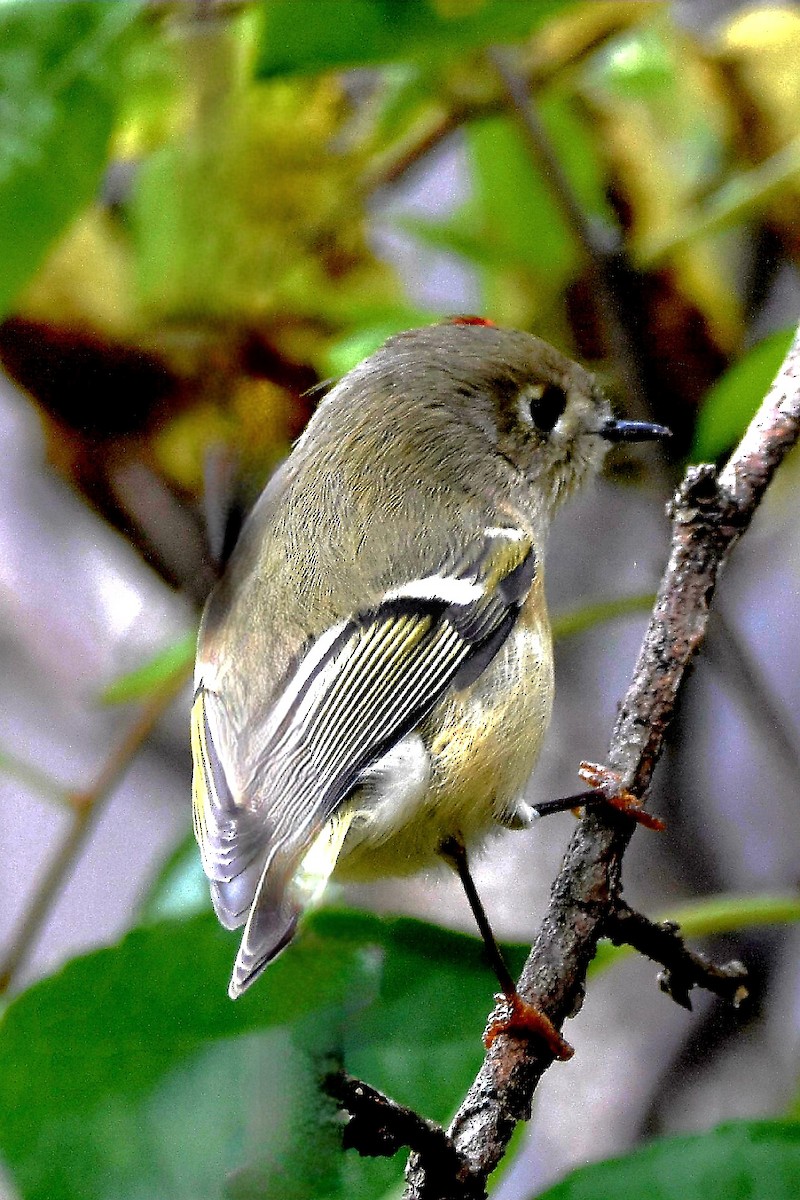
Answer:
1;1;799;1198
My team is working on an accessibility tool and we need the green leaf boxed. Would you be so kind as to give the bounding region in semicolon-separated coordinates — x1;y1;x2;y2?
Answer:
255;0;573;78
551;593;655;641
691;328;795;462
535;1120;800;1200
453;93;611;315
469;96;610;276
0;1;139;317
322;306;438;378
139;829;210;923
468;114;577;280
101;631;196;705
401;211;524;271
0;908;526;1200
592;23;676;101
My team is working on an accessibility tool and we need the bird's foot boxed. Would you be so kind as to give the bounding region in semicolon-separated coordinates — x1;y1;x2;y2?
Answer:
483;990;574;1061
578;761;666;831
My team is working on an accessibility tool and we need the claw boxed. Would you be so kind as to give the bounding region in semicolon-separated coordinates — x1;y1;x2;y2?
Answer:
578;761;666;831
483;990;574;1061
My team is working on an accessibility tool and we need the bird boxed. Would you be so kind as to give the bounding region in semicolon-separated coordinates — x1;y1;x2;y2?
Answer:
191;318;669;1056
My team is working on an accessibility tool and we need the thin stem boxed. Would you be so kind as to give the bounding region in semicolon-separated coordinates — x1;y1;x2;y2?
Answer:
0;748;69;808
0;668;190;993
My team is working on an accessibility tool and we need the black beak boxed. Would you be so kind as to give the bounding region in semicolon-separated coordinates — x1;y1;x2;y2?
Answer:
600;419;672;443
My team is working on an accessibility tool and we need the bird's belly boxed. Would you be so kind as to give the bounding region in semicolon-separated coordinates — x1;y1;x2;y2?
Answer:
334;610;553;881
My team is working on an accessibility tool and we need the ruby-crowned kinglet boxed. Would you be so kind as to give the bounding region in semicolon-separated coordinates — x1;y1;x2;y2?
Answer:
191;320;669;1002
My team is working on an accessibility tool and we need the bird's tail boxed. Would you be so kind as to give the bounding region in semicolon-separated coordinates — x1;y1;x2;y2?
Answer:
228;808;355;998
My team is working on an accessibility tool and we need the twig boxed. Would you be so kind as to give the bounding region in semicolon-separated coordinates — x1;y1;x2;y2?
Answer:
0;668;190;993
487;47;652;422
400;326;800;1198
324;1071;476;1197
363;110;470;195
0;747;69;808
605;902;748;1011
590;892;800;974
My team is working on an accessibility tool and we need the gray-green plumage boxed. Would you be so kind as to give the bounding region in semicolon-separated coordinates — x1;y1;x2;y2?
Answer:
191;321;662;999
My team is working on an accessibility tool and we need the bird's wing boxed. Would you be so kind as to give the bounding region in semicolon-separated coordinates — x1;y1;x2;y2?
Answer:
191;525;537;996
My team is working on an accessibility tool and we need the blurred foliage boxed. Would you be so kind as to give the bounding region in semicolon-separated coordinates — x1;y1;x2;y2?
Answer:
535;1121;800;1200
1;0;799;1197
0;908;529;1200
0;3;138;316
256;0;572;77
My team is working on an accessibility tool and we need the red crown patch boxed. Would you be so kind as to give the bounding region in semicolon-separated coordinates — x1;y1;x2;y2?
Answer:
445;315;496;327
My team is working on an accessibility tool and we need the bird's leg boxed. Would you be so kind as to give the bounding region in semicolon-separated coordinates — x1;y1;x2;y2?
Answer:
438;835;573;1062
530;789;600;818
531;761;665;832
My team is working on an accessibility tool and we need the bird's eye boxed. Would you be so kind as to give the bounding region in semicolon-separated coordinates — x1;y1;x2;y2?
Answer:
526;383;568;433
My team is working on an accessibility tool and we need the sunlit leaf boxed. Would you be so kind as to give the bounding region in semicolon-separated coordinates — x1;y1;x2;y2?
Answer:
256;0;575;77
322;306;437;378
535;1121;800;1200
691;328;795;462
595;20;679;100
0;1;139;317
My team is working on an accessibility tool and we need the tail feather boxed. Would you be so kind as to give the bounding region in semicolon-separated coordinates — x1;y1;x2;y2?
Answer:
228;809;355;997
228;905;299;998
210;858;266;930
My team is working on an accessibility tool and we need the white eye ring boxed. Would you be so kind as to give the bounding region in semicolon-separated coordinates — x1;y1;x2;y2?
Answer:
517;383;545;427
518;382;568;432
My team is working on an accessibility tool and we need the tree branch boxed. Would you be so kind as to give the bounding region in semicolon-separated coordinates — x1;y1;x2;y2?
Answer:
401;328;800;1198
323;1071;477;1197
605;902;748;1011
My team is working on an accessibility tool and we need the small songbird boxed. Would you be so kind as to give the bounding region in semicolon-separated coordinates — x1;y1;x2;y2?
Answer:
191;319;668;1047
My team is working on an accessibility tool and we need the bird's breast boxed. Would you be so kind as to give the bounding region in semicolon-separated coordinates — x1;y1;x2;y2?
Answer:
426;598;554;828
